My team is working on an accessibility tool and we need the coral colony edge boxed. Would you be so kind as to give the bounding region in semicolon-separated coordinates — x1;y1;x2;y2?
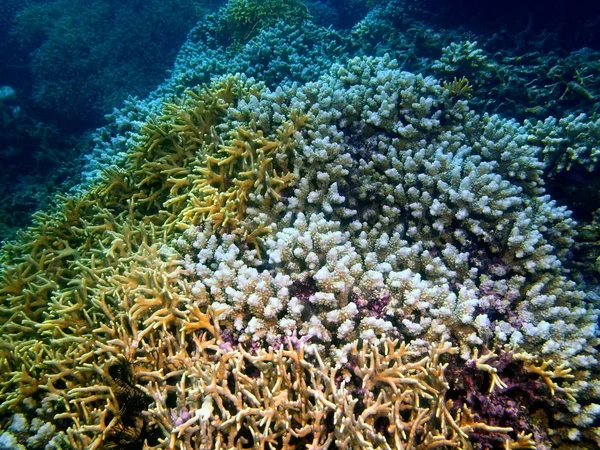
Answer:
0;1;599;450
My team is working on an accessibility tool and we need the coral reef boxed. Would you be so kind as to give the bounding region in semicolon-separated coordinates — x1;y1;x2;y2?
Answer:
0;53;599;448
4;0;600;271
0;1;600;448
80;14;353;189
431;42;600;121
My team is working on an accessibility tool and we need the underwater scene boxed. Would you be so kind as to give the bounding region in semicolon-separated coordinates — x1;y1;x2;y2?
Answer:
0;0;600;448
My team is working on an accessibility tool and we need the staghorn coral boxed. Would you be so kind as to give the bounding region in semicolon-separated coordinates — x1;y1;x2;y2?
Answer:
0;260;570;450
443;77;473;99
123;75;306;252
102;333;529;449
215;0;311;45
0;205;535;449
525;113;600;175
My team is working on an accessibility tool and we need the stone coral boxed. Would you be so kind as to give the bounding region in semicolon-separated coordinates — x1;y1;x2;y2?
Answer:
526;113;600;175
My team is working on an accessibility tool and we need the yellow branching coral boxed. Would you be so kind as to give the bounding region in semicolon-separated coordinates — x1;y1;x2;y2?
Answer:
514;353;576;399
218;0;311;44
443;76;473;98
506;431;537;449
181;121;298;234
128;76;305;253
61;299;515;450
471;348;508;393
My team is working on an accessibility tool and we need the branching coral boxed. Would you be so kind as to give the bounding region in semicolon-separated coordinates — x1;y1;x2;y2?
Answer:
8;277;567;450
526;113;600;175
125;76;304;249
0;52;599;449
0;75;303;447
0;74;313;447
216;0;311;44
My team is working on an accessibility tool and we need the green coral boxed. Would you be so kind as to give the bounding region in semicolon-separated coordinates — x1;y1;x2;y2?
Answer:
217;0;311;44
430;42;600;121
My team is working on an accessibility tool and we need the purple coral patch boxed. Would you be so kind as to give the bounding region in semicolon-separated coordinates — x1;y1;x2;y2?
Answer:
445;349;567;449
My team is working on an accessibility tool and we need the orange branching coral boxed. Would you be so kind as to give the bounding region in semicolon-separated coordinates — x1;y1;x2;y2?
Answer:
43;269;535;450
514;352;577;400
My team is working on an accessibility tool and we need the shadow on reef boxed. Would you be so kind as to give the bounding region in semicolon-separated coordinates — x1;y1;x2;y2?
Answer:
542;166;600;285
104;358;159;450
0;95;90;245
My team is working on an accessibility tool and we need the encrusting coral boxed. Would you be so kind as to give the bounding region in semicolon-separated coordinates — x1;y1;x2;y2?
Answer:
0;53;599;448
